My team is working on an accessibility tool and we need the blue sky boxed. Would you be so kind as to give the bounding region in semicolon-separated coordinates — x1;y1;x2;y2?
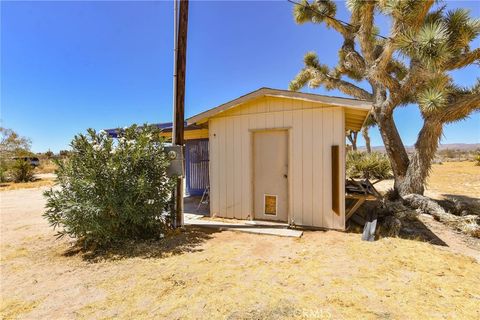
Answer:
1;0;479;152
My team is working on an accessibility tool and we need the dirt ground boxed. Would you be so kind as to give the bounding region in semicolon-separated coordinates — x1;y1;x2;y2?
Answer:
1;184;480;319
373;161;480;259
376;161;480;200
427;161;480;199
0;174;56;192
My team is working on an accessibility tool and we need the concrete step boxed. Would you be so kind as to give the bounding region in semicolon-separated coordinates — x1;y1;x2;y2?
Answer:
185;217;303;238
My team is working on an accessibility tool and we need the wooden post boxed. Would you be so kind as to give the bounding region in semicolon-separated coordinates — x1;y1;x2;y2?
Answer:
173;0;189;228
331;145;340;215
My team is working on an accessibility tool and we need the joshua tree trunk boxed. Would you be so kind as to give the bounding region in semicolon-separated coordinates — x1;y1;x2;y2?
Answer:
373;108;410;191
347;131;358;151
362;126;371;153
398;119;443;196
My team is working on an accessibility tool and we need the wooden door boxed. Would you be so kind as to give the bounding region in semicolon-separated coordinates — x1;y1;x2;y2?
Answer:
253;130;288;222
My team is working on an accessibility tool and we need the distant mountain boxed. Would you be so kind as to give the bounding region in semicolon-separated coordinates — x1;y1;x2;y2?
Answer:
358;143;480;152
436;143;480;151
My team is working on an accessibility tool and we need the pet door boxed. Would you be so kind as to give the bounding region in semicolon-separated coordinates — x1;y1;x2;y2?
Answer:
264;194;277;215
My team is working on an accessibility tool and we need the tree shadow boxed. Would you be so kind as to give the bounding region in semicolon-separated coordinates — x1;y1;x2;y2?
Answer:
63;226;214;263
436;194;480;216
398;217;448;246
347;199;448;246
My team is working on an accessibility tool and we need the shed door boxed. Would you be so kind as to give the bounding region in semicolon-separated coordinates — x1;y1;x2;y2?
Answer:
253;130;288;222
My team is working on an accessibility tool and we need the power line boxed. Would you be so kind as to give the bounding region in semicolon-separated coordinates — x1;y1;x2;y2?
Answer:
287;0;389;40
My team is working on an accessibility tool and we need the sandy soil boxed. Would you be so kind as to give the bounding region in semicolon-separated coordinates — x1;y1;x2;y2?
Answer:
375;161;480;200
427;161;480;199
375;161;480;261
1;186;480;319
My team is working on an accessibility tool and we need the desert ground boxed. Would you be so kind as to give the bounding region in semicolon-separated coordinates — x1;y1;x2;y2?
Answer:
1;162;479;319
0;173;56;192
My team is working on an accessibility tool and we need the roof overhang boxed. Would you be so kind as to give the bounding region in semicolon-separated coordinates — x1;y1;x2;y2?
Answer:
187;87;372;131
105;122;208;140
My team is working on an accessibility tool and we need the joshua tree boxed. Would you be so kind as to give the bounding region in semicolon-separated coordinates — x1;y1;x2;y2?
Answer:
346;130;359;150
361;113;376;153
290;0;480;196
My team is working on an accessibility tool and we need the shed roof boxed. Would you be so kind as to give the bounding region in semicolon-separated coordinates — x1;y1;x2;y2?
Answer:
105;122;205;138
187;87;372;131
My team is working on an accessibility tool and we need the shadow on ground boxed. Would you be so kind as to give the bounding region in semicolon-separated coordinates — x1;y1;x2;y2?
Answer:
437;194;480;216
398;217;448;246
347;216;448;246
63;226;215;263
347;198;449;246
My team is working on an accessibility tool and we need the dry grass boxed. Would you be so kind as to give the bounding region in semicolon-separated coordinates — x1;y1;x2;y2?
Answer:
376;161;480;200
2;198;480;320
73;232;480;320
0;299;40;320
2;164;480;319
2;230;480;319
0;179;55;191
35;159;57;174
427;161;480;198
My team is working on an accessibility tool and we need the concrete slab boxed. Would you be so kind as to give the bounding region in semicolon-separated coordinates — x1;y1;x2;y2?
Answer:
184;214;303;238
244;220;289;227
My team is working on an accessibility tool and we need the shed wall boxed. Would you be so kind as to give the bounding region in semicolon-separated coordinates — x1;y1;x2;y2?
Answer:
208;96;345;229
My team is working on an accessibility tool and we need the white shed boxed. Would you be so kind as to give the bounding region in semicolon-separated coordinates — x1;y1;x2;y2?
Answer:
187;88;371;230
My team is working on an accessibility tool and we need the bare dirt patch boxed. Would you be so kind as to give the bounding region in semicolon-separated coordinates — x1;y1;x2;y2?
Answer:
1;188;480;319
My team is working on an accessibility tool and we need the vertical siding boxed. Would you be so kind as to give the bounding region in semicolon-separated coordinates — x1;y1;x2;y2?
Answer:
209;96;346;229
226;117;234;219
312;109;323;227
322;109;334;229
209;120;219;216
240;116;250;219
233;118;242;219
292;109;303;225
302;105;313;226
218;120;227;217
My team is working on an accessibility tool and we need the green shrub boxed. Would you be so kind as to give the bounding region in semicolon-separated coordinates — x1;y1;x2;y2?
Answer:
0;162;8;182
475;152;480;166
11;159;35;182
346;151;393;181
1;126;33;182
43;125;175;246
0;157;11;182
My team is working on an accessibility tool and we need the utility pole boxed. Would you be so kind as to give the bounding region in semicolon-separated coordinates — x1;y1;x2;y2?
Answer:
172;0;188;228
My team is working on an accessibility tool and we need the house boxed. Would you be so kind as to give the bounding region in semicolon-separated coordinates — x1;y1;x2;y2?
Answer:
187;88;371;230
108;87;371;230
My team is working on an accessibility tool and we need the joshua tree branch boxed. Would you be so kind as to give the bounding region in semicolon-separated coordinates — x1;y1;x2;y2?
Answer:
369;0;433;90
338;37;367;78
357;2;376;64
440;91;480;124
410;0;435;31
290;66;373;101
445;48;480;70
329;77;373;101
